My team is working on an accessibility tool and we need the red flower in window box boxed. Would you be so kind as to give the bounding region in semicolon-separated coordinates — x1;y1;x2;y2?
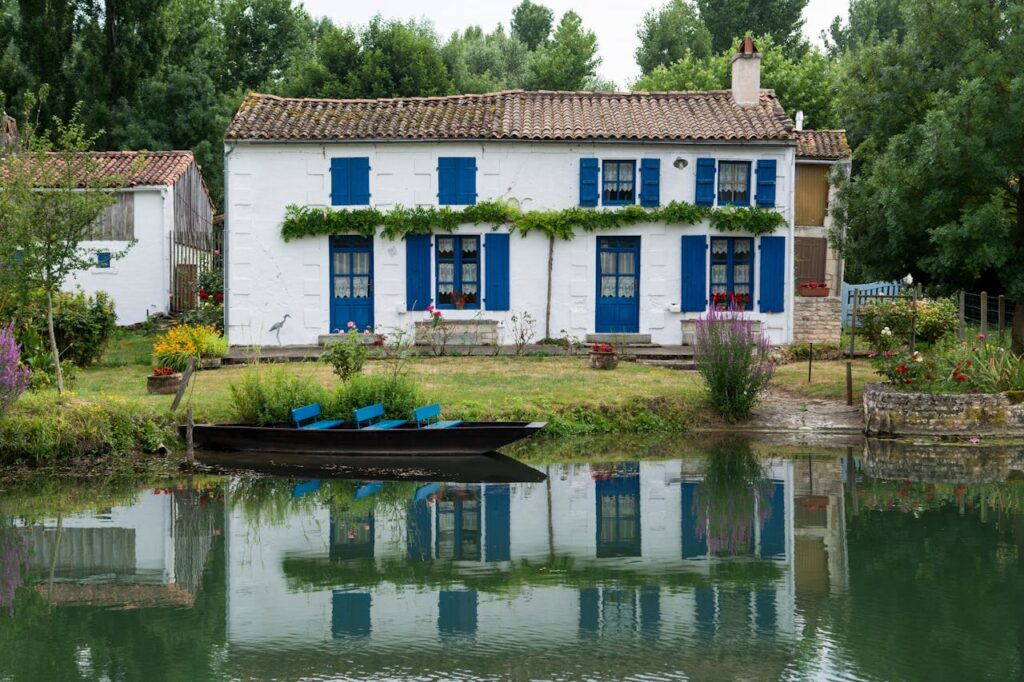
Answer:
712;292;731;310
799;281;830;297
730;291;750;311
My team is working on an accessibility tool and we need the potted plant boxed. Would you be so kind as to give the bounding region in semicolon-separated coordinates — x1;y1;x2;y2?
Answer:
731;291;750;311
799;281;830;297
589;342;618;369
147;366;182;394
453;290;467;310
712;292;731;310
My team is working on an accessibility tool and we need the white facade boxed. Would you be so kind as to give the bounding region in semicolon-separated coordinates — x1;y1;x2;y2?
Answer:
225;139;797;346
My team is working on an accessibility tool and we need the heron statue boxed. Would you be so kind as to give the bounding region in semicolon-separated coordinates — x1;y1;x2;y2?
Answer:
269;314;291;346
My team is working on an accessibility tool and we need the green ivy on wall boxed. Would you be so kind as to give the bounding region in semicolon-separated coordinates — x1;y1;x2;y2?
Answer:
280;199;786;242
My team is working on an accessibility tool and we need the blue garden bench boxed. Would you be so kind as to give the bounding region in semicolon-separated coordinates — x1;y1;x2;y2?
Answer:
413;403;462;429
354;403;407;430
292;403;343;430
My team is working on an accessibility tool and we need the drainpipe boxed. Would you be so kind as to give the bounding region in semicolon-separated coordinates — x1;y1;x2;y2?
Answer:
223;142;235;340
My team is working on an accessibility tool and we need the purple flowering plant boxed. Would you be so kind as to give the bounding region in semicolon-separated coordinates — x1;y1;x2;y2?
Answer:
0;322;30;414
693;305;775;422
0;525;29;615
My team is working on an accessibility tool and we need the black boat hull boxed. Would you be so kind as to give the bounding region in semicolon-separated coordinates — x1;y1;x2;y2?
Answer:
182;421;546;455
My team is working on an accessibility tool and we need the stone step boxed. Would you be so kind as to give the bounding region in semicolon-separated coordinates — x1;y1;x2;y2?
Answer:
636;358;697;371
585;333;653;345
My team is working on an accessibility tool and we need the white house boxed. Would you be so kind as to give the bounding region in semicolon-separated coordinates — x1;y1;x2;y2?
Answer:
59;151;215;325
224;39;817;347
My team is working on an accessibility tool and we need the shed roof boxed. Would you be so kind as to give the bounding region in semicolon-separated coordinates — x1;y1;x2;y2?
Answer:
796;130;851;160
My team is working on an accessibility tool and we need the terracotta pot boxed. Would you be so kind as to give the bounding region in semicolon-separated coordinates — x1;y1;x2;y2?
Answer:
200;356;222;370
736;302;748;312
589;351;619;370
147;373;182;395
799;286;830;297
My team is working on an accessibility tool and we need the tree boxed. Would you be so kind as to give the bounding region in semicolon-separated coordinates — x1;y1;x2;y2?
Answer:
442;25;530;93
0;102;129;393
528;11;600;90
633;36;839;129
280;19;361;99
696;0;808;56
832;0;1024;346
221;0;313;90
353;16;453;98
824;0;907;56
635;0;712;75
511;0;553;51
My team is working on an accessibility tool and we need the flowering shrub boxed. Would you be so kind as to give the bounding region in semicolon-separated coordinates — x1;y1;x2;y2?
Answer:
872;334;1024;393
0;525;29;615
800;280;829;288
591;343;615;353
152;324;227;371
860;297;958;348
424;305;453;356
0;322;30;413
693;306;775;422
322;321;369;381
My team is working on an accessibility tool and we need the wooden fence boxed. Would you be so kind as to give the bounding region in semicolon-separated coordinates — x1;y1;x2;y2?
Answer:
169;226;222;313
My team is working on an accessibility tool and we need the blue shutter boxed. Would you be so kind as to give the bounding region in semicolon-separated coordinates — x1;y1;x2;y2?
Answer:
97;251;111;269
640;158;660;207
457;158;477;205
484;232;510;310
406;234;432;311
681;235;707;312
579;158;599;207
756;159;777;207
695;158;716;206
330;158;351;205
438;157;457;205
759;236;786;313
350;157;370;205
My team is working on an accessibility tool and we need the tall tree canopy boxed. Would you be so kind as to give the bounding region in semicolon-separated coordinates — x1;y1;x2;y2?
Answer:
696;0;808;56
442;25;530;94
528;11;600;90
511;0;554;51
635;0;713;75
824;0;907;56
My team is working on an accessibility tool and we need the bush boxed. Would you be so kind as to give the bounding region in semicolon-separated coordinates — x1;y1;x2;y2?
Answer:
51;290;119;366
0;322;30;414
152;324;227;371
180;302;224;332
14;324;77;391
693;307;776;422
872;333;1024;393
860;297;957;349
229;365;330;425
321;326;368;381
328;374;424;421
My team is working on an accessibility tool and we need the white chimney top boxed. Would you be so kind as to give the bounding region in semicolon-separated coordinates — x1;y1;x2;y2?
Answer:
795;110;804;131
730;36;761;106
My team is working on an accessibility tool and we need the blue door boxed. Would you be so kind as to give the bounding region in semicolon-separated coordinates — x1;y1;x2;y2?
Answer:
330;236;373;333
596;237;640;333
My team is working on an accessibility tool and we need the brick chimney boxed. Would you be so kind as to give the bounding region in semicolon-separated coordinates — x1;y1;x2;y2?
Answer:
730;36;761;106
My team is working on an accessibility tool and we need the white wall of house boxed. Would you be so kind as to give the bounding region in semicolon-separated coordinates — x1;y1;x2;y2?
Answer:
66;186;173;326
225;141;796;347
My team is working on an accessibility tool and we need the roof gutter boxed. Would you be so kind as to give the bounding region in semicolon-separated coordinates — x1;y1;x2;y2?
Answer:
224;137;798;147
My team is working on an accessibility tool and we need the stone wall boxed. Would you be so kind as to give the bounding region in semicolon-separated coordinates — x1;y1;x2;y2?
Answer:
863;382;1024;437
792;296;841;345
414;319;499;346
863;437;1024;483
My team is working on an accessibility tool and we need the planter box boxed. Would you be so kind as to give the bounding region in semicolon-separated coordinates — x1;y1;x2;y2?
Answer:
589;352;619;370
414;319;499;346
147;373;182;395
200;357;222;370
799;286;830;297
681;318;762;346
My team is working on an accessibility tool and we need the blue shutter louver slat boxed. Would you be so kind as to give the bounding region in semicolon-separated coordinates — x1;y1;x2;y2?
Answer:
640;158;660;207
579;158;599;207
484;233;510;310
759;236;785;313
756;159;777;208
406;234;432;311
681;235;707;312
695;158;716;206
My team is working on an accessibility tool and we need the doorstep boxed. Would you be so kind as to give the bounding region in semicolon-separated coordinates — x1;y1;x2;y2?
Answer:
584;333;653;345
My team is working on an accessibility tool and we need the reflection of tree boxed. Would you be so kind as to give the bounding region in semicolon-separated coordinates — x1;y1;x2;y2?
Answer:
0;518;29;615
694;439;771;556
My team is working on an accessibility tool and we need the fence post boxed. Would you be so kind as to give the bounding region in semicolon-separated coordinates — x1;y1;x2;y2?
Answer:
909;285;918;352
808;342;813;383
980;291;989;338
958;290;966;341
999;295;1006;346
849;293;859;358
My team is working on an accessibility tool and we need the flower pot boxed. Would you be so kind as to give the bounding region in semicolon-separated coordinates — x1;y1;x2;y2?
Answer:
589;351;619;370
715;301;729;311
200;357;222;370
147;373;182;395
736;302;748;312
799;286;830;297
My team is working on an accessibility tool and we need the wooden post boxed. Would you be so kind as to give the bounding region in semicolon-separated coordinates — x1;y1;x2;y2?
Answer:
909;284;919;352
186;408;195;463
849;293;859;358
998;295;1006;345
846;361;853;406
958;290;966;340
170;356;197;412
807;342;813;383
980;291;989;338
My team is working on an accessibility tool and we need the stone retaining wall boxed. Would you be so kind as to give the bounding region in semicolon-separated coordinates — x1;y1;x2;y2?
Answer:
863;382;1024;436
414;319;499;346
863;437;1024;483
792;296;841;345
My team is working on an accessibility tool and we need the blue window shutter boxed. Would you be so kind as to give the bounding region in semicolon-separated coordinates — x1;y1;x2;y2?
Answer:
438;157;457;205
759;236;786;313
97;251;111;269
681;235;707;312
457;158;477;205
350;157;370;205
484;232;510;310
756;159;777;207
640;158;660;207
330;158;351;206
406;234;432;311
695;158;716;206
579;158;599;207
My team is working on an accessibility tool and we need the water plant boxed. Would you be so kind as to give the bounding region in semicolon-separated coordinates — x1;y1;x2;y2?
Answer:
692;306;775;422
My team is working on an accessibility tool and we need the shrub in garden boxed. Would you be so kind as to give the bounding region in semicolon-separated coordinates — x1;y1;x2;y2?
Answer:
693;306;775;422
872;334;1024;393
860;297;957;348
322;321;368;380
181;302;224;331
152;324;227;371
52;290;119;366
0;322;30;414
229;365;330;425
329;374;424;421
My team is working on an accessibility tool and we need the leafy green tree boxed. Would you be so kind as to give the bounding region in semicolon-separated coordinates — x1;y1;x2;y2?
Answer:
832;0;1024;346
280;19;361;99
824;0;907;56
442;25;530;93
635;0;713;75
354;16;453;98
511;0;553;51
221;0;314;90
696;0;808;56
634;35;838;129
528;11;600;90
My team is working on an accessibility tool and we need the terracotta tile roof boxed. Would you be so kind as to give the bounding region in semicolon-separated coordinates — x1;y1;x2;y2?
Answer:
796;130;851;160
225;90;797;143
23;150;200;187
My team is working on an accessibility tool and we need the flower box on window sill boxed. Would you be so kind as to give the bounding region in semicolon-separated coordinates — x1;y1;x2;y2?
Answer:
799;283;830;297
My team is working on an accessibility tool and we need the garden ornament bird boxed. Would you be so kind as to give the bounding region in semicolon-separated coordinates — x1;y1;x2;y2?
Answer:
270;314;291;346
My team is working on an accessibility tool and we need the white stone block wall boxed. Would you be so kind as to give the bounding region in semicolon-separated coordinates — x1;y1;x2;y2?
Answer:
792;297;842;345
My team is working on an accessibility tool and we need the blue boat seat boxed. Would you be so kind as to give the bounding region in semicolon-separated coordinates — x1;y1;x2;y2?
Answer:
413;403;463;429
292;403;343;430
354;403;407;430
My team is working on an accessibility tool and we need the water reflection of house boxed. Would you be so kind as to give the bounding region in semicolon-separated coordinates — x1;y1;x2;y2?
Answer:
224;458;849;652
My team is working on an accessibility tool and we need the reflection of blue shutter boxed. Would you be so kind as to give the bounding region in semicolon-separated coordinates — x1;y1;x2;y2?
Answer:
695;158;716;206
579;158;599;206
640;158;660;207
755;159;776;207
350;157;370;205
438;157;457;204
484;233;509;310
484;484;510;562
330;158;350;205
759;236;785;313
405;235;431;311
457;158;477;205
681;235;707;312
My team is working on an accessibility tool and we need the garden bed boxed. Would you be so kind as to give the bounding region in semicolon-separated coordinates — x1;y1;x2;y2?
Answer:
863;382;1024;437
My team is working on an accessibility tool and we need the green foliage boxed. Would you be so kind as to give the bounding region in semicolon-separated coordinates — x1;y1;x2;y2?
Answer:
280;199;784;242
229;365;330;425
152;324;226;372
824;0;907;56
181;302;225;332
872;337;1024;394
50;290;119;367
327;374;424;422
859;298;958;349
321;329;369;381
527;11;600;90
696;0;809;56
442;25;530;94
511;0;554;51
635;0;712;75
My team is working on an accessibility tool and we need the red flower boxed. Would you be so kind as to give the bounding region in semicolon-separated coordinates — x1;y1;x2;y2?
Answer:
965;360;972;367
904;378;912;384
214;292;224;303
199;288;208;299
978;333;986;341
896;364;907;374
956;374;966;382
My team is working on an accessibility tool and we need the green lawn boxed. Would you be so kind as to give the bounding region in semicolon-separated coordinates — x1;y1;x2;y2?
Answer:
773;358;876;402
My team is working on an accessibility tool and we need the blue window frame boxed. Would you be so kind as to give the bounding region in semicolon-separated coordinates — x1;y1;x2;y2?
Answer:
710;237;753;298
718;161;750;206
602;160;636;206
436;235;480;309
96;251;111;269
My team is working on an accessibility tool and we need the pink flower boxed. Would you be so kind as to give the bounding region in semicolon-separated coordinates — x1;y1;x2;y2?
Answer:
978;333;986;341
427;304;435;312
347;321;356;329
433;310;442;318
969;437;980;444
363;329;371;336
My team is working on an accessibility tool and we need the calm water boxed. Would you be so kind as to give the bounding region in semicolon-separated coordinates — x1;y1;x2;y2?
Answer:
2;438;1023;681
